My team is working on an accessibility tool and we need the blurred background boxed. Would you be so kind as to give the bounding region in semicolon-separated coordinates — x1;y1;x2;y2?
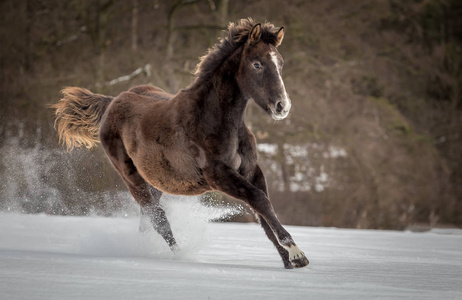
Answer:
0;0;461;230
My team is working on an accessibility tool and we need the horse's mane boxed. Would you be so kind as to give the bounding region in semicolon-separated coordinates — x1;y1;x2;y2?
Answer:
194;18;281;80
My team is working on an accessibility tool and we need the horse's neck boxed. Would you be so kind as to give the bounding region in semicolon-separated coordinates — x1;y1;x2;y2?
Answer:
185;47;248;137
189;65;248;134
201;79;247;132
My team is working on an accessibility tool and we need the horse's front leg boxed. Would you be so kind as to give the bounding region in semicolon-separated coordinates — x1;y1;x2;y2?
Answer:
251;165;298;269
203;160;309;268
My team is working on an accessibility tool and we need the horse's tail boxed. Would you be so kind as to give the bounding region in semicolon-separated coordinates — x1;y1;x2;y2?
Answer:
51;87;114;151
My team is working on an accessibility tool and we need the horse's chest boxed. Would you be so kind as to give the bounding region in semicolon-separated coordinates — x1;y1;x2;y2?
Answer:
229;153;242;171
223;135;257;176
222;138;243;171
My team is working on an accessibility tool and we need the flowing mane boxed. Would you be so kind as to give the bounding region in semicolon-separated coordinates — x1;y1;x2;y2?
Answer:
194;18;282;80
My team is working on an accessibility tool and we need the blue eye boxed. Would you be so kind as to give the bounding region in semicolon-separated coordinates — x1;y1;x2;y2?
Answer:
253;62;261;69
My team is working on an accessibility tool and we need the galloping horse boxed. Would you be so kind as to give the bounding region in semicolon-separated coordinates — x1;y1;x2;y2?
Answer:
52;18;309;269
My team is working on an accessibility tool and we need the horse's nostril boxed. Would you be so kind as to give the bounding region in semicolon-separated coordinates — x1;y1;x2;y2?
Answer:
276;101;283;113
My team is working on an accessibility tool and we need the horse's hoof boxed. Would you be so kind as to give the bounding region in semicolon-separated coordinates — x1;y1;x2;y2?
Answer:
286;245;309;268
291;254;309;268
283;261;294;269
170;243;180;254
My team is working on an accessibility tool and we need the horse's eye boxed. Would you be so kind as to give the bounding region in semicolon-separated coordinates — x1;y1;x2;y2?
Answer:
253;62;261;69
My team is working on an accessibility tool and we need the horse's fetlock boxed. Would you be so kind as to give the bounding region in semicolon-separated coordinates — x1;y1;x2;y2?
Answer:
280;236;295;247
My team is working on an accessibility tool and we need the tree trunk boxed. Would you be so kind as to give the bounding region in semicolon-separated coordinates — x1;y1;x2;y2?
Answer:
165;0;182;60
277;142;290;192
90;0;113;92
131;0;138;52
215;0;229;27
24;0;33;71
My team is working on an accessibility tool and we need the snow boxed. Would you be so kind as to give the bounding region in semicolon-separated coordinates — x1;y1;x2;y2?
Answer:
1;212;461;299
257;143;278;156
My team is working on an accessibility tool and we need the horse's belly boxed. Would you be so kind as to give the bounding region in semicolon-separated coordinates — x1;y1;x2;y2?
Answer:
146;169;209;196
152;179;209;196
135;149;209;196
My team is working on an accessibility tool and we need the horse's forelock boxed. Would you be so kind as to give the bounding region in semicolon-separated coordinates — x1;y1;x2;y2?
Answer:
229;18;278;45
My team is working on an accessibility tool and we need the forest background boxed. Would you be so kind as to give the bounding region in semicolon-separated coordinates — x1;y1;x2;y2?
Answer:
1;0;461;230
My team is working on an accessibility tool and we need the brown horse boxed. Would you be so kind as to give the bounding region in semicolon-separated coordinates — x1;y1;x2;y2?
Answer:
52;18;309;269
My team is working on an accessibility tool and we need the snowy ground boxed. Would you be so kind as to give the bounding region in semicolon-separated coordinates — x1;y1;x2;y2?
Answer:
1;208;461;299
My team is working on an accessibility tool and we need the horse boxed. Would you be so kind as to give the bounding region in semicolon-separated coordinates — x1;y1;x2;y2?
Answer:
51;18;309;269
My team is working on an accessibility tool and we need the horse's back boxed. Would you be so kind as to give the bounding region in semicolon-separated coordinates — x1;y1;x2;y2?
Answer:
100;87;167;154
102;85;172;127
128;85;173;101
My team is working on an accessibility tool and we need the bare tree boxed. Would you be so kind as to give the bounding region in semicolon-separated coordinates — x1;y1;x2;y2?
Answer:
131;0;138;52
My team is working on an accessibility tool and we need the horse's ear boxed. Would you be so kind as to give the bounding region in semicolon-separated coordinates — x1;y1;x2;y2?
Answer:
275;27;285;47
248;23;262;43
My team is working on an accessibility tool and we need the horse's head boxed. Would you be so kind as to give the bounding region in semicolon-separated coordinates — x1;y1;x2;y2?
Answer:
237;23;291;121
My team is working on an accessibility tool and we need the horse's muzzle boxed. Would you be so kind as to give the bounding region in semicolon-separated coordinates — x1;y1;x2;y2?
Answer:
270;99;291;120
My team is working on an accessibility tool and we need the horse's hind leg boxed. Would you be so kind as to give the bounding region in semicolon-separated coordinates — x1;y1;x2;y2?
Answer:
138;187;162;233
140;186;179;251
101;137;177;251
